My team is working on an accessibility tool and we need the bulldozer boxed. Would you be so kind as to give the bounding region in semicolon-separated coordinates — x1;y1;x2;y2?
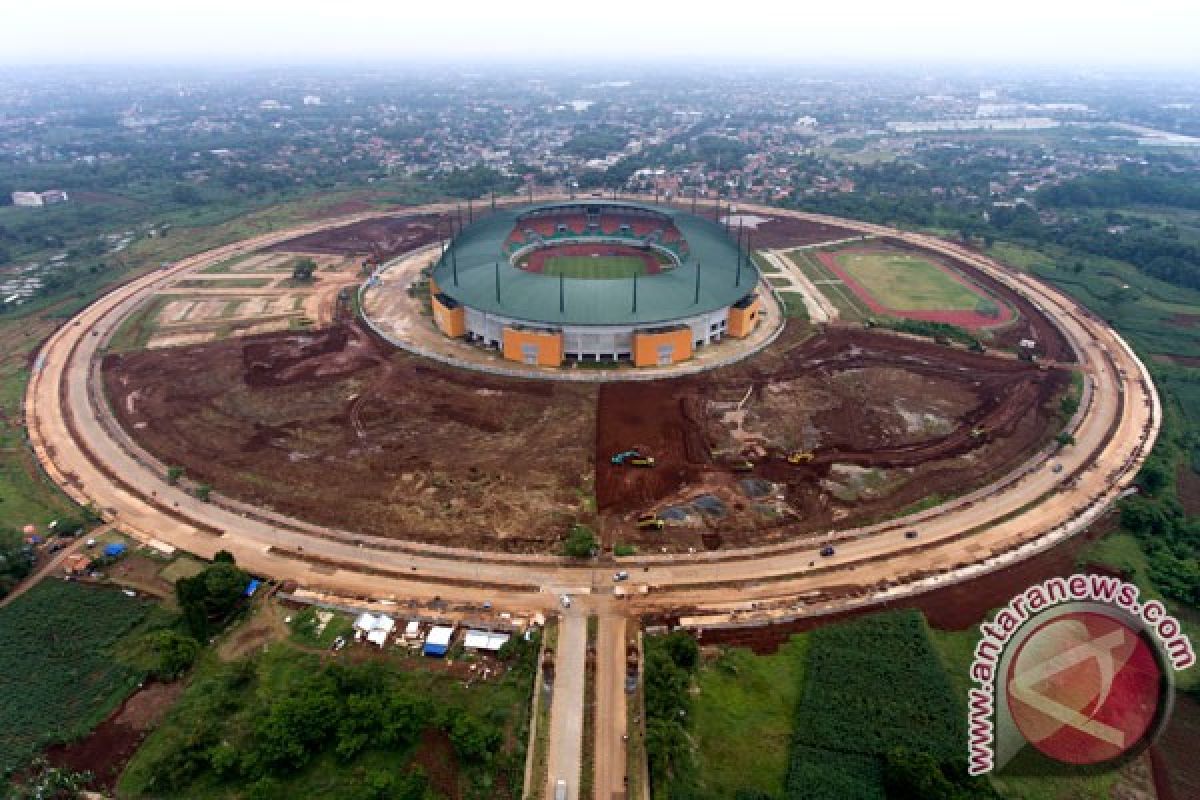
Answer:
612;449;656;467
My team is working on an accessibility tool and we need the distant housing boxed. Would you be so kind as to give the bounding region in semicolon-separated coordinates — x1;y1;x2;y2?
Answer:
11;190;69;207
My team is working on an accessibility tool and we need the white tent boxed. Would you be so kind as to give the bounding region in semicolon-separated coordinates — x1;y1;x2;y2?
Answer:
366;629;389;648
404;620;421;639
353;612;378;633
463;630;511;651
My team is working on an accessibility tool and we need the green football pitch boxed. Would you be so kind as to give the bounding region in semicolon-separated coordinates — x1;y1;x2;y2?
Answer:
835;250;982;311
541;255;649;280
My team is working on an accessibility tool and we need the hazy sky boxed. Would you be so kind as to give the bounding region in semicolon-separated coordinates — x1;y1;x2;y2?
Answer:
3;0;1198;68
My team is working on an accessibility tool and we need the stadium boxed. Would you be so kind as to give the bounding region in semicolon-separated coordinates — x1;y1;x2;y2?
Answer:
426;201;763;367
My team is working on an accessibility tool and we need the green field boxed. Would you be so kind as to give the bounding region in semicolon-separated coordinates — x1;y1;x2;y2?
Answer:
541;255;648;280
691;636;808;797
787;249;871;321
120;635;538;800
834;249;984;311
0;580;155;772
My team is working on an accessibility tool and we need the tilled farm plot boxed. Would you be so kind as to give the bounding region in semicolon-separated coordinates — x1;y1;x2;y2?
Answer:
103;322;596;552
598;328;1068;552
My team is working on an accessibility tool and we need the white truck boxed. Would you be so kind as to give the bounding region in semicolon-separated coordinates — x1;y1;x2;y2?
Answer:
555;778;568;800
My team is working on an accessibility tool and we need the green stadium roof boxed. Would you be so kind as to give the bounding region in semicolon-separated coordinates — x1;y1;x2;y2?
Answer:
430;201;756;326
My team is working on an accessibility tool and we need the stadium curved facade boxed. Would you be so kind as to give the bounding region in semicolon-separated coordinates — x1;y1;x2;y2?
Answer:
428;201;762;367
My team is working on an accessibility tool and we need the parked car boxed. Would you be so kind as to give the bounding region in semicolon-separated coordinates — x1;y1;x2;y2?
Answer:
332;636;347;651
904;530;919;540
560;594;572;608
613;571;629;582
819;545;835;557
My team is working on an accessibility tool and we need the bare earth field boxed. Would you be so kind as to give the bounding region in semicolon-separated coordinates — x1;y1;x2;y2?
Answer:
597;327;1068;552
103;321;1065;555
103;322;597;553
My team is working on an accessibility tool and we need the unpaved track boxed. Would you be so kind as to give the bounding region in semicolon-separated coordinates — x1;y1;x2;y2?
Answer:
23;199;1160;799
25;200;1158;616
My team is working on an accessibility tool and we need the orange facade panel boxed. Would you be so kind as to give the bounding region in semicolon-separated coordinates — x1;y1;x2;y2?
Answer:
727;294;762;338
502;327;564;367
632;327;693;367
432;293;466;338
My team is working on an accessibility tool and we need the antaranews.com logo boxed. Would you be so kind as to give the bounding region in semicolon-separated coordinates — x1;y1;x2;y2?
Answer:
967;573;1195;775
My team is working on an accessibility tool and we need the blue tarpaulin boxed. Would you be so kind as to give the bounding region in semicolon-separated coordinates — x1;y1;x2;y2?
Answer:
102;543;127;558
244;579;260;597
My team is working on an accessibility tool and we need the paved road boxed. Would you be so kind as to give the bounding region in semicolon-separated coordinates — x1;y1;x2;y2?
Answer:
594;614;628;800
546;611;587;800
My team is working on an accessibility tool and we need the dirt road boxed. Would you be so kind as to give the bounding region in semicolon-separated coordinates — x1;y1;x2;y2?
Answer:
546;611;587;800
594;614;628;800
0;533;91;610
22;197;1162;800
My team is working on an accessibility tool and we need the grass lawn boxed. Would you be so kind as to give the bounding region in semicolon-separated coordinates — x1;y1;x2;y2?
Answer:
835;249;983;311
0;580;155;772
542;255;648;280
778;291;810;320
691;635;807;798
172;277;273;290
787;249;870;322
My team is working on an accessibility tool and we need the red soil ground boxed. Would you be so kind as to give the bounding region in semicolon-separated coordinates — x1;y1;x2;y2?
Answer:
519;242;664;275
816;247;1016;330
742;214;862;249
44;681;184;792
265;213;448;259
596;327;1067;551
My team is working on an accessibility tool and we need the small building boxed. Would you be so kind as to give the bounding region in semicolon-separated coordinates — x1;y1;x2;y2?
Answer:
63;553;92;575
463;629;511;652
404;620;422;639
353;612;396;647
423;625;455;657
11;192;43;207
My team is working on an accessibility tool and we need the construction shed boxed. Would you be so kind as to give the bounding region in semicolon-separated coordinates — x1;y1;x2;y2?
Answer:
463;630;511;652
423;625;455;657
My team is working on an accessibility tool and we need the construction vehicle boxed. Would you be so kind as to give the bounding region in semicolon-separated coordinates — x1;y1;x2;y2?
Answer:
731;459;754;472
612;449;655;467
636;513;664;531
786;451;814;465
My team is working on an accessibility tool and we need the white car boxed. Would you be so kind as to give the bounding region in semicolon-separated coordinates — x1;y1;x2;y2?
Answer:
555;779;568;800
613;571;629;582
560;594;572;608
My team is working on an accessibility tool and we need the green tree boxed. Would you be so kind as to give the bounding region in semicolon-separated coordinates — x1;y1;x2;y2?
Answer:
563;524;597;558
166;465;184;485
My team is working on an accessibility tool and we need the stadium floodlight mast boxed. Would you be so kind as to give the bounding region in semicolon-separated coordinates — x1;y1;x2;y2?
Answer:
694;260;702;304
